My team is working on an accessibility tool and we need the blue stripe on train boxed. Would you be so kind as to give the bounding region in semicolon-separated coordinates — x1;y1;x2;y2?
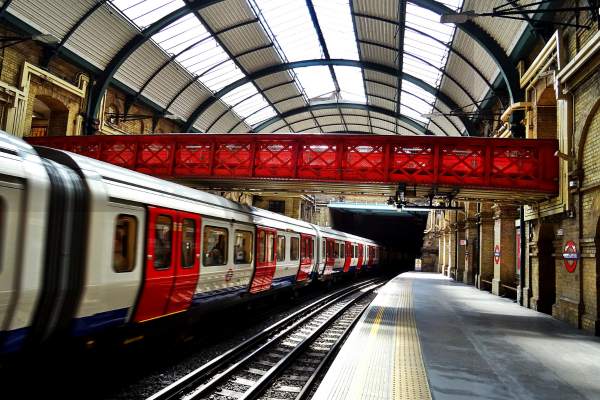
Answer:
0;327;28;354
191;285;247;306
70;307;129;338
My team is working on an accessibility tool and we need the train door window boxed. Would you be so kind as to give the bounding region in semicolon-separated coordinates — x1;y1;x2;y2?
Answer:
334;243;339;258
322;240;325;260
302;236;310;260
340;243;345;259
311;238;314;259
268;231;275;263
258;230;266;263
291;237;300;260
328;241;333;258
113;215;137;272
234;230;253;264
276;235;286;262
203;226;228;266
154;215;173;270
180;218;196;268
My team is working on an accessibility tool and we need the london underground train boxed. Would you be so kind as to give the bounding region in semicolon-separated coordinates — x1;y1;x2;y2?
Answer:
0;131;387;355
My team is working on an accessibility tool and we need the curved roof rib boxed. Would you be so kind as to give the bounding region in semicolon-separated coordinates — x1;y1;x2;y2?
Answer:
86;0;225;127
181;59;476;136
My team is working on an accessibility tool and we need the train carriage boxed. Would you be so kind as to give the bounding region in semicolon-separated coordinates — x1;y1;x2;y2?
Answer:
0;131;384;355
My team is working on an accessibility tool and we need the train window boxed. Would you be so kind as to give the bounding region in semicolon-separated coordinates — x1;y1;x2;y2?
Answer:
234;230;253;264
334;243;339;258
311;238;314;259
258;230;266;263
113;215;137;272
322;240;325;261
291;237;300;260
276;235;286;262
203;226;228;266
302;236;310;260
180;219;196;269
340;243;345;259
154;215;172;270
268;231;275;263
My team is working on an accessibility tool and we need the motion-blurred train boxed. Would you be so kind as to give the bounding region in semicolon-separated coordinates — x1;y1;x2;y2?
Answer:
0;131;392;355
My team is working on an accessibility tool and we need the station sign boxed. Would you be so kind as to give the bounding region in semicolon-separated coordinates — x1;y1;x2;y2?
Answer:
494;245;500;264
563;241;578;273
415;259;422;271
460;239;467;245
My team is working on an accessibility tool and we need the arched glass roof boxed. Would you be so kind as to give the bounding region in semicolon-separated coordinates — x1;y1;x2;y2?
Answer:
3;0;539;136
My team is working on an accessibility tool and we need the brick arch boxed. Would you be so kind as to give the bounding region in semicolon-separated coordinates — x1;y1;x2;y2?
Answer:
35;95;69;111
577;97;600;167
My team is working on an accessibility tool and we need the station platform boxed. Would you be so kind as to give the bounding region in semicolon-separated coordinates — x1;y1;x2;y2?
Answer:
313;272;600;400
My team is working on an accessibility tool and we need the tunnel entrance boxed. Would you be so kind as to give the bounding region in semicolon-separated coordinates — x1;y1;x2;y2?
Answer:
30;95;69;137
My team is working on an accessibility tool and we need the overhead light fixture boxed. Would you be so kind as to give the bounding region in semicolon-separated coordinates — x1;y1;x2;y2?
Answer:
420;112;443;118
440;10;476;24
554;150;575;162
32;33;60;44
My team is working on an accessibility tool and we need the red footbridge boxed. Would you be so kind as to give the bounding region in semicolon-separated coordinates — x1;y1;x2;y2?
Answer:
25;134;559;202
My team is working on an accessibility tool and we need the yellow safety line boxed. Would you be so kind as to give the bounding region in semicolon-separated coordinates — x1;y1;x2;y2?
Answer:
346;278;399;400
391;278;432;400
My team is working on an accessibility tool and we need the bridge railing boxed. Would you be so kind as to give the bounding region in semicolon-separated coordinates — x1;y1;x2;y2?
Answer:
25;134;559;193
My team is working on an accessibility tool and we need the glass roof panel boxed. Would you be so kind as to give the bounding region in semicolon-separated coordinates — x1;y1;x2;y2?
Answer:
295;66;336;100
112;0;186;27
253;0;323;62
313;0;359;60
334;66;365;102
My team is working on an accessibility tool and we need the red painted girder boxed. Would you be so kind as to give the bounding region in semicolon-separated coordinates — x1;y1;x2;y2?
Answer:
25;134;559;193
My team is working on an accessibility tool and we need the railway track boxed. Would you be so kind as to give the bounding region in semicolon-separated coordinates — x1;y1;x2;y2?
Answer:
147;278;385;400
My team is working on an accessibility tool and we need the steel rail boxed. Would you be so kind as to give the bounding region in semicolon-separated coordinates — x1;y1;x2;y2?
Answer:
146;278;383;400
235;281;382;400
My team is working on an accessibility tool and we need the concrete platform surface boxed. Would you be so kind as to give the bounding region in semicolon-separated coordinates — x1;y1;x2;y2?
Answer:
314;272;600;400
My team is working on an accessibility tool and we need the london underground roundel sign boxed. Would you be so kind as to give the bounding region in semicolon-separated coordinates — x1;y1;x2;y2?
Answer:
563;241;578;273
494;245;500;264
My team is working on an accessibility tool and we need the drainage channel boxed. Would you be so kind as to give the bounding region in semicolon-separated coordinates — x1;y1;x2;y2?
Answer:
147;279;385;400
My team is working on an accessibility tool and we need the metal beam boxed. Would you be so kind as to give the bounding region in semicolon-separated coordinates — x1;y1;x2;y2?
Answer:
305;0;340;93
354;13;497;103
182;59;477;135
395;0;406;134
43;0;108;68
274;112;424;136
0;0;14;20
410;0;523;103
253;102;430;134
297;122;405;135
366;92;455;136
86;0;224;134
348;0;372;134
359;40;481;109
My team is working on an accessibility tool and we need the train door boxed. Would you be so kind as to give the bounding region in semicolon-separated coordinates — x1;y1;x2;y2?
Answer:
134;207;177;322
367;246;374;269
250;226;276;292
297;234;312;281
326;238;335;275
357;243;364;270
343;242;351;272
166;212;201;315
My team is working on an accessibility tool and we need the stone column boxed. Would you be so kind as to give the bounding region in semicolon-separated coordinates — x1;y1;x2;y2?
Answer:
463;203;478;285
492;205;519;296
455;218;465;281
446;210;456;277
580;238;600;335
476;203;494;288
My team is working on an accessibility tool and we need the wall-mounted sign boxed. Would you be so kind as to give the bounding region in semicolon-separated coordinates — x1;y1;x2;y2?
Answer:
415;259;422;271
557;229;563;236
563;241;578;273
494;245;500;264
460;239;467;245
465;251;468;261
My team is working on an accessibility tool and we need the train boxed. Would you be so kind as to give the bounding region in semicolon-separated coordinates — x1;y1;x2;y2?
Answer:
0;130;393;356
